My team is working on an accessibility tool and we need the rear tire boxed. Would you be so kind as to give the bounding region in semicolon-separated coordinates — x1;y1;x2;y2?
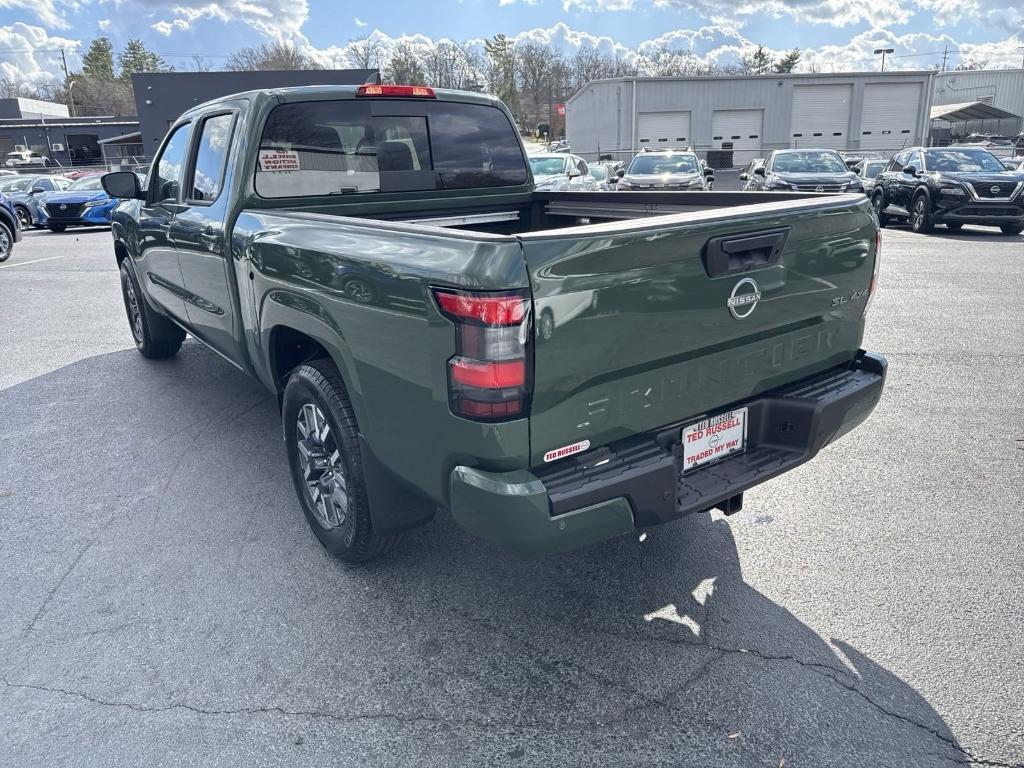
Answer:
946;223;963;231
282;359;402;563
119;261;186;359
999;224;1023;236
871;191;889;227
0;221;13;263
48;224;67;233
910;193;934;234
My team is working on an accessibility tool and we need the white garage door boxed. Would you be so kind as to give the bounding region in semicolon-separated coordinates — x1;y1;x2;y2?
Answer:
637;111;691;149
791;84;852;150
860;83;921;152
711;109;764;166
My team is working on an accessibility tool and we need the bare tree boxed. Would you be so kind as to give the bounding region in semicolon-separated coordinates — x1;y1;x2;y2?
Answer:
384;42;426;85
347;36;384;70
570;47;617;91
227;42;312;71
421;41;480;90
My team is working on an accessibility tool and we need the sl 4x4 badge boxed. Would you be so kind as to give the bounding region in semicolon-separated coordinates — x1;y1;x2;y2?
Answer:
832;289;870;307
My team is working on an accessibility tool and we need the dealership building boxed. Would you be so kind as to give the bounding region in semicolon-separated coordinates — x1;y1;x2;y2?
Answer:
567;71;944;167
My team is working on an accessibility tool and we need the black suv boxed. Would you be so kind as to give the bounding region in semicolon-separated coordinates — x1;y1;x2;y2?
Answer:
872;146;1024;235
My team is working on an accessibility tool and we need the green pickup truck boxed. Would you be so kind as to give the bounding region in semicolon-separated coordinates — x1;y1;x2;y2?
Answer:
102;84;886;561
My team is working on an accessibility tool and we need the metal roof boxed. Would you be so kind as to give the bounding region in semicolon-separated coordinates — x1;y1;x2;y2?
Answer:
930;101;1020;122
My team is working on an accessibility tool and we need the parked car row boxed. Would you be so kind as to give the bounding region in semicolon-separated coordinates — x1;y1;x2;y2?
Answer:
0;171;130;232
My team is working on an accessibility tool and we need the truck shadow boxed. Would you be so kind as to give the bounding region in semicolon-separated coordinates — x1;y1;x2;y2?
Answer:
0;344;967;766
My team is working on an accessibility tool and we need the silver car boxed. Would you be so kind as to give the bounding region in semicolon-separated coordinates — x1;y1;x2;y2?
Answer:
528;154;600;192
616;149;714;191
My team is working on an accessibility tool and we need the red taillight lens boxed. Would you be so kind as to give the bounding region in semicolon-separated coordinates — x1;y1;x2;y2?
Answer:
434;291;527;326
450;359;526;389
356;84;436;98
434;288;532;422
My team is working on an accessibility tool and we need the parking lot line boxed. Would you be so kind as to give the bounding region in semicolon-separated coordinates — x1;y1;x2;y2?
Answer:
0;254;71;270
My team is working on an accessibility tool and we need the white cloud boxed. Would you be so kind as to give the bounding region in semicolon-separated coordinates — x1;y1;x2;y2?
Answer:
0;22;79;86
354;17;367;27
0;0;68;30
97;18;111;30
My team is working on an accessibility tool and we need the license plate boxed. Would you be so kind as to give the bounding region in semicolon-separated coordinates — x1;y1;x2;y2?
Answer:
682;407;748;473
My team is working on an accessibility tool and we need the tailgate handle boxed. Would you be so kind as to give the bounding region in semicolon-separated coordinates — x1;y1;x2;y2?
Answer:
702;228;789;278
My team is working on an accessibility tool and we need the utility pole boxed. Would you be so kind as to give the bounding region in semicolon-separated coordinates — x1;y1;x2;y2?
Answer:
940;46;948;72
59;47;76;117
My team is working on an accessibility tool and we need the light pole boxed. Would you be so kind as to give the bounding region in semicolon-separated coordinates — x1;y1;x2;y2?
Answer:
874;48;894;72
67;79;78;118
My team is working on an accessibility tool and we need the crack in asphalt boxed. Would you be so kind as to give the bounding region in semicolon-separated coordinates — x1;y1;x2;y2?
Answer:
0;678;502;730
23;541;92;635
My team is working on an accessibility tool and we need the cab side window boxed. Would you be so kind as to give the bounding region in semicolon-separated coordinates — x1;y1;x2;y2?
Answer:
152;123;191;203
889;152;907;173
36;178;55;191
189;113;236;203
908;151;924;172
578;159;589;175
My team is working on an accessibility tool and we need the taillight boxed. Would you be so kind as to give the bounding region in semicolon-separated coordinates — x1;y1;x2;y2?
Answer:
863;228;881;318
356;84;436;98
433;288;532;422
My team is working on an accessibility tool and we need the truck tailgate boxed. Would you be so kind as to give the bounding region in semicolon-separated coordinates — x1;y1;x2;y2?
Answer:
521;195;878;466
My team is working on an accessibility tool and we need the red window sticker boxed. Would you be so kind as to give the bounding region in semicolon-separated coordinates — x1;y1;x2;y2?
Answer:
258;149;300;172
543;440;591;463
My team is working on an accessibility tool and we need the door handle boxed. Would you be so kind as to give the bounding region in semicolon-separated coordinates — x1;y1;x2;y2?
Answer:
702;228;790;278
200;230;219;245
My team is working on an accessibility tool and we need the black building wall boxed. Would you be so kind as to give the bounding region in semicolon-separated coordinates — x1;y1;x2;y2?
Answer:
132;69;380;151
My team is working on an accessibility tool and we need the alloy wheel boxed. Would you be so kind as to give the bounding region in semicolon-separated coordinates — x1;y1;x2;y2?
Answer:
296;402;349;530
912;199;925;230
16;208;30;228
0;228;10;258
124;278;144;343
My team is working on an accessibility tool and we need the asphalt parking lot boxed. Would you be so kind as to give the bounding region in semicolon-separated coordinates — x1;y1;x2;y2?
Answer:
1;223;1022;767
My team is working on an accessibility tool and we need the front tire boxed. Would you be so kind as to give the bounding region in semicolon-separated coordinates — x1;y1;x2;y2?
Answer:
119;261;186;358
282;359;401;563
14;206;31;229
871;191;889;227
999;224;1023;236
0;221;13;263
910;193;934;234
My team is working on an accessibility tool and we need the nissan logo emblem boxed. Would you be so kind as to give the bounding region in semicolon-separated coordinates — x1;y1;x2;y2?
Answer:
815;185;824;193
60;204;67;210
990;186;1001;195
727;277;762;319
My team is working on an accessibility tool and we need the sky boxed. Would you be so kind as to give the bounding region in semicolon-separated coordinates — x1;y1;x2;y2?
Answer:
1;0;1022;87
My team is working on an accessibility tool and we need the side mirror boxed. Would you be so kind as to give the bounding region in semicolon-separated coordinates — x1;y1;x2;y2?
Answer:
607;176;619;184
704;167;715;177
616;168;625;178
31;186;45;195
903;165;917;176
739;173;749;181
754;166;766;176
103;171;144;200
567;168;582;179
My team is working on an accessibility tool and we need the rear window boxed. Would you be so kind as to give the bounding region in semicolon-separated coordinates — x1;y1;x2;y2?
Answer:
256;99;528;198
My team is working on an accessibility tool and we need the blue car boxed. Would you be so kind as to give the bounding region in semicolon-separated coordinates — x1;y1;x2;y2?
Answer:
38;174;123;232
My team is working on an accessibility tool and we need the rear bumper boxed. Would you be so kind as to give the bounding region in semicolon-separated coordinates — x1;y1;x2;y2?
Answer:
450;351;887;556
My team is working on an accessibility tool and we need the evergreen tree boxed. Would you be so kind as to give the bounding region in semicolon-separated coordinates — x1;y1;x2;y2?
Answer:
118;39;171;79
774;49;802;74
81;38;115;80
